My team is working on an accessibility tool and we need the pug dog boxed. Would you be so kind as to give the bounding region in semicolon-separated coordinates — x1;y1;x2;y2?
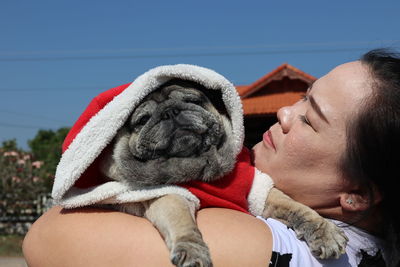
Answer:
100;79;347;267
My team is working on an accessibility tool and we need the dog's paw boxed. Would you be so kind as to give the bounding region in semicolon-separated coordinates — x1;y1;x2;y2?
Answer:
295;219;348;259
171;239;213;267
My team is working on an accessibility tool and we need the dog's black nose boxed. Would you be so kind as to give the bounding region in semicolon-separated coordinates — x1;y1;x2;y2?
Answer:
161;108;180;120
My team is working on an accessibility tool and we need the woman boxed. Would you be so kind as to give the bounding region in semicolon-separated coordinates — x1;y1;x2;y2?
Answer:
23;49;400;267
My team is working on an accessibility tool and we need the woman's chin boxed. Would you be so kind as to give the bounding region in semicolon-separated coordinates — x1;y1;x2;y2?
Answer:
251;143;270;173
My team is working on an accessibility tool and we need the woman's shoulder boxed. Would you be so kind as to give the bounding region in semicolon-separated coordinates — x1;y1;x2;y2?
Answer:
23;206;272;267
25;206;382;266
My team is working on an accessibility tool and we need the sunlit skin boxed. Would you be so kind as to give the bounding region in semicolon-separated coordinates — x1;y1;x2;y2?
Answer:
252;61;373;222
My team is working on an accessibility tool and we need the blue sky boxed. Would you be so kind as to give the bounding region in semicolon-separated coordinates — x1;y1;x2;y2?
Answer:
1;0;399;149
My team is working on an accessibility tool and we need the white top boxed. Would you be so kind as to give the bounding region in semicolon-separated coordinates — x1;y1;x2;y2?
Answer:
258;217;386;267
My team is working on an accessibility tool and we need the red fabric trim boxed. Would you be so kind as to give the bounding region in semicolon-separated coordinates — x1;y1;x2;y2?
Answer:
62;83;131;153
62;83;131;188
181;148;254;213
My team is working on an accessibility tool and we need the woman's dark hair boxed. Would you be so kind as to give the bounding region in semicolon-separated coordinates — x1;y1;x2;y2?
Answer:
341;48;400;267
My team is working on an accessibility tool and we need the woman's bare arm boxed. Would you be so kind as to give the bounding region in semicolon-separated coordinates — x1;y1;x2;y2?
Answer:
23;206;272;267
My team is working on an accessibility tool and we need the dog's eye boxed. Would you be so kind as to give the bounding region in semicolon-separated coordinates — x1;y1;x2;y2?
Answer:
185;98;202;105
130;115;151;132
135;115;151;126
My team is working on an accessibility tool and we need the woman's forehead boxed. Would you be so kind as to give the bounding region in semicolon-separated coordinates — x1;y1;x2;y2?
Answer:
311;61;372;105
311;61;372;122
327;61;371;95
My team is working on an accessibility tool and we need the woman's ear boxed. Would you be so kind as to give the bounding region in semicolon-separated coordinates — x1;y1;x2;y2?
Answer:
340;192;369;212
339;186;382;212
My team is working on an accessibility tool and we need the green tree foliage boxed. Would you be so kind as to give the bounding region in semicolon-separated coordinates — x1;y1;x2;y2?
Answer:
1;139;18;151
0;128;70;229
28;127;70;177
0;140;53;227
0;145;48;219
1;127;70;201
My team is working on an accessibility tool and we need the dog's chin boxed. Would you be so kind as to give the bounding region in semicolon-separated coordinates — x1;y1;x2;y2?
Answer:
132;144;231;185
110;126;235;188
168;133;202;157
131;141;202;160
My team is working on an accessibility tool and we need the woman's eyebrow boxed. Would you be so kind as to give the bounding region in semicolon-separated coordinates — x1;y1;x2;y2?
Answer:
309;95;329;124
306;81;329;124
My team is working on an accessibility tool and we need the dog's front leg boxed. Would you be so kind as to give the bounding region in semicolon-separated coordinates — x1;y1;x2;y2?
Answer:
262;188;348;259
143;194;212;267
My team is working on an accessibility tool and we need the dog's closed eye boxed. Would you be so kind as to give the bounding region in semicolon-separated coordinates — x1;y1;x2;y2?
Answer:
130;114;151;132
136;115;151;126
184;97;203;106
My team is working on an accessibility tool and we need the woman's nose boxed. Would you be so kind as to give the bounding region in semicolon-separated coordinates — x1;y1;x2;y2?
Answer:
277;106;293;133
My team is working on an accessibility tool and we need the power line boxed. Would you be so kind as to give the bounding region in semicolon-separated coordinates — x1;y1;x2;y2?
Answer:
1;43;399;93
0;109;69;124
1;47;399;62
0;83;254;93
0;121;49;130
0;85;111;92
1;40;399;56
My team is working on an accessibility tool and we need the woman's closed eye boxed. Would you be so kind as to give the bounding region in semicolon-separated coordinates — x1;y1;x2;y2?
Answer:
299;114;311;126
299;94;317;131
299;114;318;132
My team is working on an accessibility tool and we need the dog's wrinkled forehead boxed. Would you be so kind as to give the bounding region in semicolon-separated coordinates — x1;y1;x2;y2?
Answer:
146;83;203;103
144;79;227;115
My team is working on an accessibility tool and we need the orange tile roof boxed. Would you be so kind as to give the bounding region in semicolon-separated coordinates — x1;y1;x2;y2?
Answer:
237;63;316;97
236;63;316;115
241;92;303;115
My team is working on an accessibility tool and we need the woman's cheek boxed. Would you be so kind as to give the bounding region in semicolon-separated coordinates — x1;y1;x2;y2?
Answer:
283;134;325;169
283;134;310;160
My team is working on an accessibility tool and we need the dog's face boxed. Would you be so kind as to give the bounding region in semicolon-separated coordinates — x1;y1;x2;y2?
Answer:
103;80;236;188
129;81;226;159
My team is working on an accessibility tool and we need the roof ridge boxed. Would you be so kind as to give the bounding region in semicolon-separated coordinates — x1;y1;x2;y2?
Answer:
236;63;316;97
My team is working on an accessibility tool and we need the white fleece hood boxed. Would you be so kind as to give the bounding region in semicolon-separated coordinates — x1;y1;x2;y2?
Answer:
52;64;245;210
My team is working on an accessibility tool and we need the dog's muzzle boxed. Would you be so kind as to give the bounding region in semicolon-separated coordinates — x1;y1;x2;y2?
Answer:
133;104;222;160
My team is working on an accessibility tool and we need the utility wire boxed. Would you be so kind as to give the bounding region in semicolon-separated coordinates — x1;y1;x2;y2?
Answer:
0;121;51;130
0;109;69;124
0;85;112;92
1;47;399;62
1;42;399;92
0;83;250;92
1;40;399;56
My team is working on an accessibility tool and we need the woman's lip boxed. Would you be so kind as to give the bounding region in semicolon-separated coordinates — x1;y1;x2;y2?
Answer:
263;130;276;150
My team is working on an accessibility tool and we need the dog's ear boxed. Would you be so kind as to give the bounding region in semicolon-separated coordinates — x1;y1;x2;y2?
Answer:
161;79;228;117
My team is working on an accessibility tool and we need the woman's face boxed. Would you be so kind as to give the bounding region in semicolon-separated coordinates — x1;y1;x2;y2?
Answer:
252;61;372;213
